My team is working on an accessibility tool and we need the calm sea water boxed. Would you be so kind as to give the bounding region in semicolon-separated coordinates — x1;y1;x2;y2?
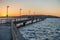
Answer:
19;18;60;40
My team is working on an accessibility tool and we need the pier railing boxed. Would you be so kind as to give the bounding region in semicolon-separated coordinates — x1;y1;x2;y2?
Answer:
0;16;46;40
14;16;46;28
10;20;26;40
10;16;46;40
0;18;28;24
14;18;42;28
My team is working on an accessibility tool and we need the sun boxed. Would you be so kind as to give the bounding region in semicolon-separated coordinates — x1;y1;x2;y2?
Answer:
1;13;7;16
3;14;6;16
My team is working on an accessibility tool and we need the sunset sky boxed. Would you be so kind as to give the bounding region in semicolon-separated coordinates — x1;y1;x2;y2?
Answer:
0;0;60;16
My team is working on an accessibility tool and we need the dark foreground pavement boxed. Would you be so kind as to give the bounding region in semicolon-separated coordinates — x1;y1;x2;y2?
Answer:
0;25;11;40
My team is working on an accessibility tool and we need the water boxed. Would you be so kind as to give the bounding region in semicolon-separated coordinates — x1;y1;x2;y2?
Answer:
19;18;60;40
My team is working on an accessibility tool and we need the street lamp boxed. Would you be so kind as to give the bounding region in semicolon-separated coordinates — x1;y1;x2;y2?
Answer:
6;6;9;22
19;8;22;16
6;6;9;17
19;8;22;21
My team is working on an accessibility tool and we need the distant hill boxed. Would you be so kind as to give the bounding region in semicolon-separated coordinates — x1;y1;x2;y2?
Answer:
42;15;60;18
22;15;60;18
0;15;60;18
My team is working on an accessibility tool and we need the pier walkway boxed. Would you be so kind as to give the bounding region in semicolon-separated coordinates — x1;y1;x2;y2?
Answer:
0;25;11;40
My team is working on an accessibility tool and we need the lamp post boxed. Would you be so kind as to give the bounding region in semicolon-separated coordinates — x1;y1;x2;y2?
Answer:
6;6;9;22
19;8;22;21
19;8;22;16
7;6;9;17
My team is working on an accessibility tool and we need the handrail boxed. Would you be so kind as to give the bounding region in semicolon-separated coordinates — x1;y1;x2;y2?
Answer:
10;20;25;40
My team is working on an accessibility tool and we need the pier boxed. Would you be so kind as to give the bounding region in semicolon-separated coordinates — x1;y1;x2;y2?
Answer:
0;15;59;40
9;15;46;40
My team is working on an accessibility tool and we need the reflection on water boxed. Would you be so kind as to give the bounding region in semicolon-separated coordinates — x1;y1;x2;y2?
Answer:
19;18;60;40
